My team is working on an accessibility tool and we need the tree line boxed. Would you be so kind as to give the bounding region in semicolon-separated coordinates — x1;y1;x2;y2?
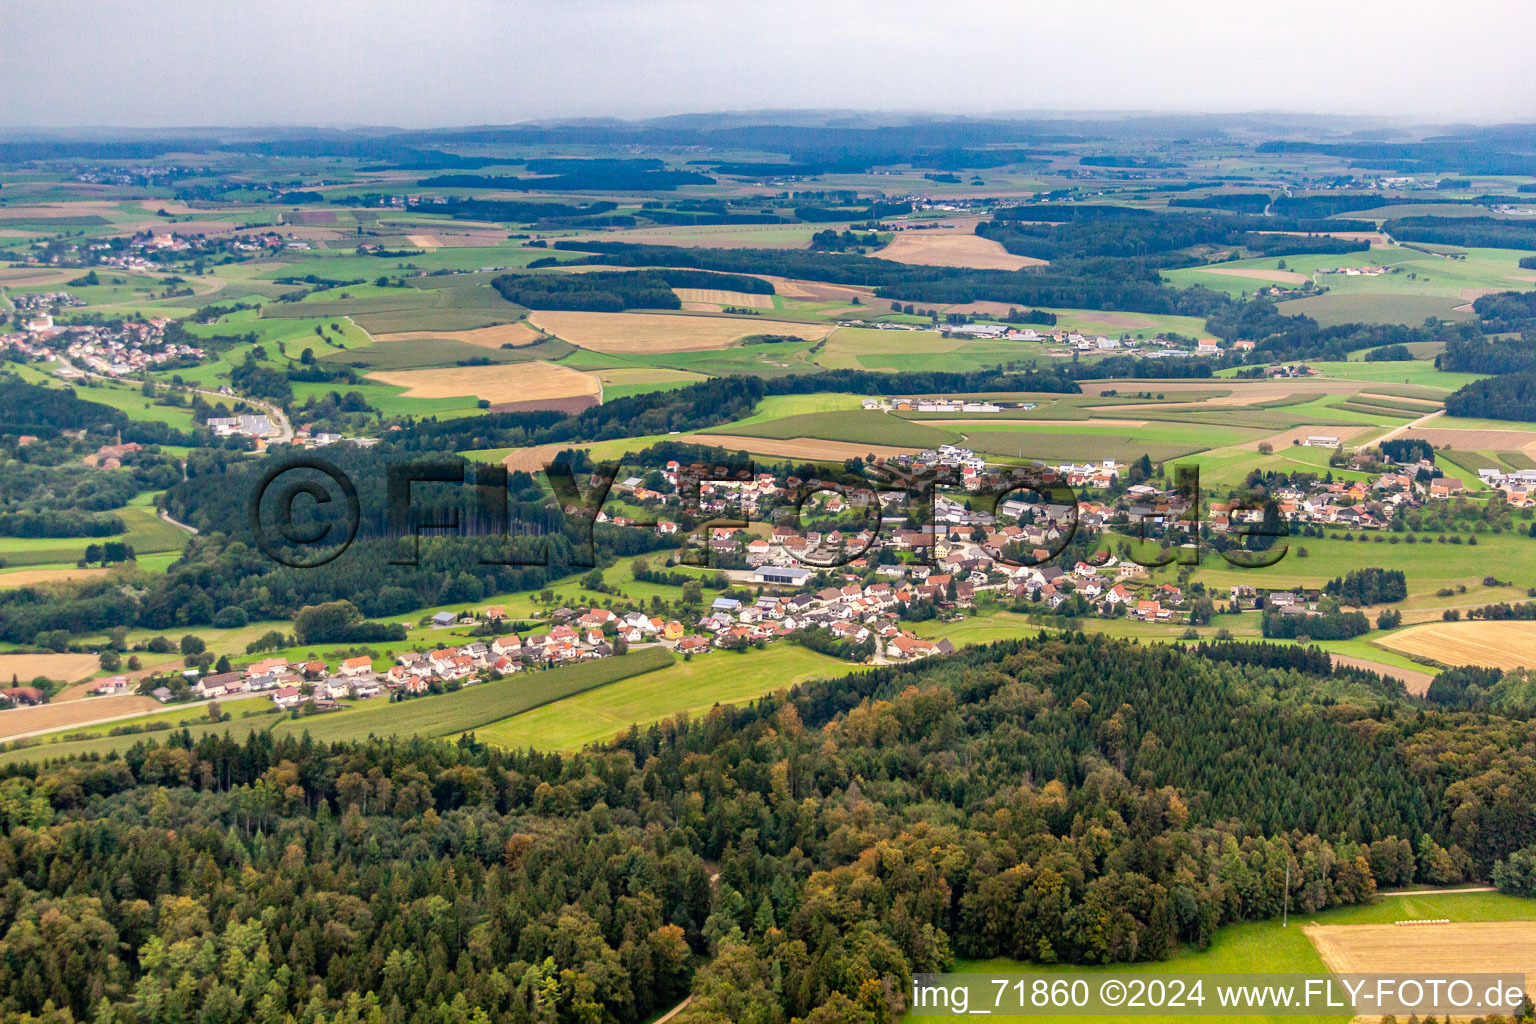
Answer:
2;631;1533;1023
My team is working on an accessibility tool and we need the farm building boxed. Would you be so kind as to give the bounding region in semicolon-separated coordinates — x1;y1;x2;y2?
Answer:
754;566;813;586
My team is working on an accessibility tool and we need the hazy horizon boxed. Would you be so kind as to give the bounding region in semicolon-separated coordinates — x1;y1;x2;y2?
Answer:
2;0;1534;129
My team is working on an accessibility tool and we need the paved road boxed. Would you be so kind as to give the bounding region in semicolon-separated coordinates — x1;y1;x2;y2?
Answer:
3;695;224;743
158;508;199;534
52;354;294;443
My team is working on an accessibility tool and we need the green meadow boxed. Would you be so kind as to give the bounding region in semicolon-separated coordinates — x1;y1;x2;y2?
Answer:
473;643;849;751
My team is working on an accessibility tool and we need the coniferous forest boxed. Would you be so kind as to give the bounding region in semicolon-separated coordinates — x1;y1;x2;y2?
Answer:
2;634;1532;1024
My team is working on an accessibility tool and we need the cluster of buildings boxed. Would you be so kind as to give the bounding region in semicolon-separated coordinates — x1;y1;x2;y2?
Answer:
859;397;1036;414
1315;265;1388;277
8;291;85;316
181;655;386;709
206;414;278;439
1475;466;1536;493
81;441;144;469
5;316;204;376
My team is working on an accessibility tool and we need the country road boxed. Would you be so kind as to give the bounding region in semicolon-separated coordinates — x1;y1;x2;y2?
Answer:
52;354;294;443
2;695;225;743
159;508;199;534
1372;407;1445;447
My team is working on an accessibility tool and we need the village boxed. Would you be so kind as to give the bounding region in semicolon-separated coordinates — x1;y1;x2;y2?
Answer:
2;314;204;376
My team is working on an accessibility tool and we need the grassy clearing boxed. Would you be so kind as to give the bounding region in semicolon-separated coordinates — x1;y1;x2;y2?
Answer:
474;644;848;751
270;647;677;744
0;503;190;568
705;410;961;447
322;337;572;370
1191;530;1536;596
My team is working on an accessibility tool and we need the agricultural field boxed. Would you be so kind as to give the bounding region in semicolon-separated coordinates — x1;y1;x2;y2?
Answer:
1305;919;1536;984
0;652;102;687
0;500;191;567
1377;620;1536;671
673;287;774;310
473;643;847;751
908;891;1536;1024
876;229;1044;270
702;409;962;447
1164;245;1536;326
268;647;674;744
367;359;601;404
0;566;112;589
527;310;833;353
367;321;545;347
0;693;161;741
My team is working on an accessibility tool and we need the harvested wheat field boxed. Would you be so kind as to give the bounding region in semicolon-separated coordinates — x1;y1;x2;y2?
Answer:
528;311;831;353
0;567;111;590
1198;266;1310;285
598;368;709;388
1305;921;1536;1000
674;288;773;309
369;361;600;404
502;444;569;474
370;322;544;348
1377;620;1536;672
761;277;878;304
0;653;101;685
677;434;921;462
407;234;443;249
0;694;161;741
877;231;1044;270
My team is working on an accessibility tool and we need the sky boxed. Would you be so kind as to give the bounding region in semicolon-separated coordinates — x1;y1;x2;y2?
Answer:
2;0;1534;128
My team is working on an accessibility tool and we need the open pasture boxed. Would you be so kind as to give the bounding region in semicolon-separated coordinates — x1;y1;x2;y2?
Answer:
273;648;674;745
369;322;543;348
474;645;847;751
594;366;710;400
1197;265;1309;284
564;223;823;249
528;310;832;353
1233;424;1374;450
367;360;600;403
0;503;191;567
674;434;924;463
812;327;959;369
963;430;1218;463
705;409;961;447
325;336;572;370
